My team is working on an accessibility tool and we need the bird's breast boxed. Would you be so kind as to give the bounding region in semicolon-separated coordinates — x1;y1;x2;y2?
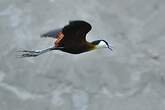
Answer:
61;43;96;54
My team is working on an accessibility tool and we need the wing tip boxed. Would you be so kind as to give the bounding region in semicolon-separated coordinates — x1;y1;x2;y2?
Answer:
40;28;63;38
40;33;48;38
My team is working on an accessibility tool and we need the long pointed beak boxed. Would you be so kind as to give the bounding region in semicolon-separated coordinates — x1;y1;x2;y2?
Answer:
108;46;113;51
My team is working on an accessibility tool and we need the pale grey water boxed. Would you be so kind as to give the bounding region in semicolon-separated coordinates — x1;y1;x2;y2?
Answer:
0;0;165;110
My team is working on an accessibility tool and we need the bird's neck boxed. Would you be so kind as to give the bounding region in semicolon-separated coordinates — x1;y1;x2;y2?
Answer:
86;42;97;51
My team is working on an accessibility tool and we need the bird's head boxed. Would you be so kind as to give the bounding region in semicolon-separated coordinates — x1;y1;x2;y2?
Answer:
91;40;112;51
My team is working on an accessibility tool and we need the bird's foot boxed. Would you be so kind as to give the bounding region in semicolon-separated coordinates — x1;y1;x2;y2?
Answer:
17;50;42;58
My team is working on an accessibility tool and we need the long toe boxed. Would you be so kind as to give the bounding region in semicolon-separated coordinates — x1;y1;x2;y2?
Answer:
17;50;41;58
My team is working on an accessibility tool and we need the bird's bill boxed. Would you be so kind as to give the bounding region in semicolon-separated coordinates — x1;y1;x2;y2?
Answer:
108;46;113;51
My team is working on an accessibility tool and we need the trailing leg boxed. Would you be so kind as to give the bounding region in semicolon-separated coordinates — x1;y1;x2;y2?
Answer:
17;46;63;58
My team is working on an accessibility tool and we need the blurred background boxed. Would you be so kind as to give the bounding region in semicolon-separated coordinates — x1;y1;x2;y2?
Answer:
0;0;165;110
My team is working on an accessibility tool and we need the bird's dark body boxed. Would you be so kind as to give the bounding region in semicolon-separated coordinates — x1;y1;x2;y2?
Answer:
60;43;95;54
43;20;95;54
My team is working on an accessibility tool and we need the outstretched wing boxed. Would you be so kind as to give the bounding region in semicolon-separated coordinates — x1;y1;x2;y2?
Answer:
62;20;92;42
41;28;63;38
40;20;92;47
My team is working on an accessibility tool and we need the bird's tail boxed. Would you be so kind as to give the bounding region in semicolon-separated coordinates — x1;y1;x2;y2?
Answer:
17;46;63;58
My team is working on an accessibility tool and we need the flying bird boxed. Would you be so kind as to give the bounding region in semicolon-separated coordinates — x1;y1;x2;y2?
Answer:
19;20;112;57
